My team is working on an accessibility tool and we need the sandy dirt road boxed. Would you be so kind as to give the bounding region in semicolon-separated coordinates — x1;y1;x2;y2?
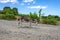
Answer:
0;20;60;40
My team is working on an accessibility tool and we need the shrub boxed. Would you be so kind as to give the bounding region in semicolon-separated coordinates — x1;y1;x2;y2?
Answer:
42;18;57;25
0;14;16;20
0;14;6;19
5;14;16;20
47;18;57;25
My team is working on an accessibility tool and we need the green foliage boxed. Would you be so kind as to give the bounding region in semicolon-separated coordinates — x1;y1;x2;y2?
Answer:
29;12;33;18
19;14;29;17
42;15;57;25
54;16;59;18
5;14;16;20
57;18;60;21
42;16;47;19
53;15;60;21
39;9;42;22
0;7;18;20
0;14;16;20
33;12;39;22
0;10;5;14
0;14;5;19
12;8;18;15
3;7;18;15
47;18;57;25
42;19;57;25
39;9;42;19
3;7;11;14
33;12;38;19
29;12;39;22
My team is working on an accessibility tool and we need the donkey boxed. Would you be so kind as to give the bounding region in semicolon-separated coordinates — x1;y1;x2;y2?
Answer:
17;16;37;27
20;16;37;23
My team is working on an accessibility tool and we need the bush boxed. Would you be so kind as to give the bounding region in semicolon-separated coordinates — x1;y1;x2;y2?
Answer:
0;14;6;19
47;18;57;25
0;14;16;20
5;14;16;20
57;18;60;21
42;18;57;25
41;19;47;24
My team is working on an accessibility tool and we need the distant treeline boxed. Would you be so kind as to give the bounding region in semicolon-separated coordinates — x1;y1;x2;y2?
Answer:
0;7;60;25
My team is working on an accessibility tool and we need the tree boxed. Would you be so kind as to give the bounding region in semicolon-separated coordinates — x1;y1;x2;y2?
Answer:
33;12;39;19
39;9;42;22
0;10;4;14
3;7;11;14
54;16;59;18
29;12;33;18
12;8;18;15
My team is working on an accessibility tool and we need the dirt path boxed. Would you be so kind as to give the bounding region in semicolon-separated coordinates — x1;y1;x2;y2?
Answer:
0;20;60;40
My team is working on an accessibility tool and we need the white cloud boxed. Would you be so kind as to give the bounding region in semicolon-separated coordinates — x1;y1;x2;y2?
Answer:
28;6;47;9
0;0;18;3
23;0;34;2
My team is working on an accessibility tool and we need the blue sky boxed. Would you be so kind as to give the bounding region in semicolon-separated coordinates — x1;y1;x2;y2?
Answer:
0;0;60;16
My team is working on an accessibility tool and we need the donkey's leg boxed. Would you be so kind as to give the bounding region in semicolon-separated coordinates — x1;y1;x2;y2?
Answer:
29;20;32;28
18;20;20;26
20;19;22;27
35;20;37;26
